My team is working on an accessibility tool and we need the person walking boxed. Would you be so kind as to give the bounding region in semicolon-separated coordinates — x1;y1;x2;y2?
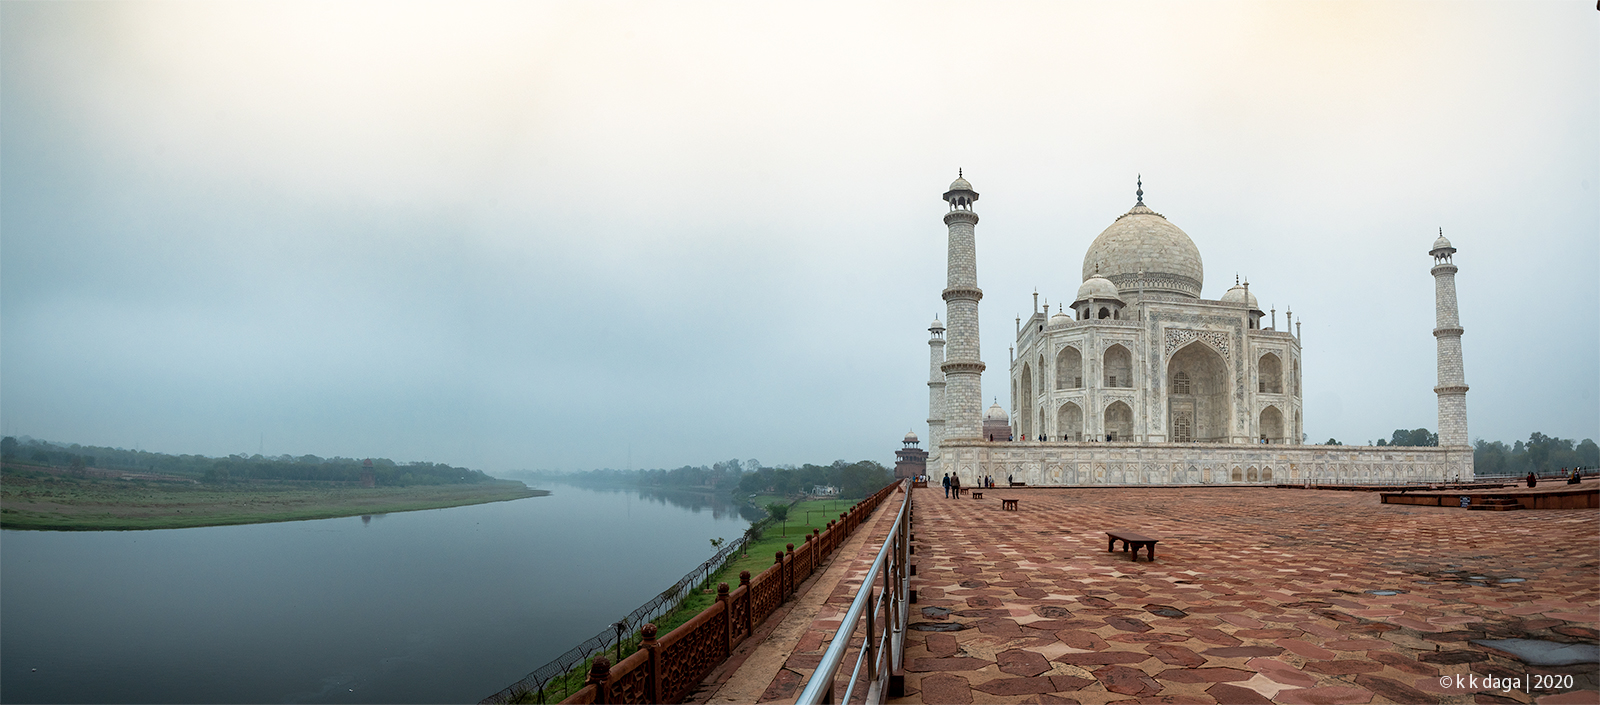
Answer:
942;473;951;498
951;474;961;499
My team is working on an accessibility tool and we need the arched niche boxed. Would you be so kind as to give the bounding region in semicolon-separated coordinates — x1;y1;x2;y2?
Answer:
1058;402;1083;442
1056;346;1082;389
1019;363;1033;440
1260;405;1285;444
1168;341;1230;442
1104;401;1132;441
1104;344;1132;389
1259;352;1283;394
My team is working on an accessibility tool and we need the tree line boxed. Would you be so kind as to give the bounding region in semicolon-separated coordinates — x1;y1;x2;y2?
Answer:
1;436;497;487
528;458;893;499
1318;429;1596;475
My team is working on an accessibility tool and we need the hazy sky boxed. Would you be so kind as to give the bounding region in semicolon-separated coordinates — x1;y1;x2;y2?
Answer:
3;1;1596;473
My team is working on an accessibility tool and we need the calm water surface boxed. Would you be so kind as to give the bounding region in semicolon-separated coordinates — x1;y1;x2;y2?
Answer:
1;484;763;704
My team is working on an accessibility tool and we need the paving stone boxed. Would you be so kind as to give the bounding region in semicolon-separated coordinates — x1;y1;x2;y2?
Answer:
1093;665;1163;696
1418;650;1491;665
925;632;960;658
1275;685;1376;704
1368;650;1439;676
1146;644;1207;668
1275;638;1337;660
908;657;991;672
1205;683;1275;705
1354;674;1441;704
1056;651;1155;666
997;648;1052;677
1056;630;1110;651
1155;667;1254;683
972;676;1060;696
918;673;974;704
1304;659;1384;675
758;668;803;702
1202;646;1284;658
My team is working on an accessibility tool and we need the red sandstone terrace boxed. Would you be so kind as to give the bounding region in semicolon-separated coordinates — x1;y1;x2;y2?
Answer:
743;486;1598;704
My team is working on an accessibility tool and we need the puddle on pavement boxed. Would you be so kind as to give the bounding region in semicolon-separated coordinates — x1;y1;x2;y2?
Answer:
1365;589;1407;596
1472;639;1600;666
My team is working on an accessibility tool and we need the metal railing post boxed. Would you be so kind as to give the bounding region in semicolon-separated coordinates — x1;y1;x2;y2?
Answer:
865;587;877;683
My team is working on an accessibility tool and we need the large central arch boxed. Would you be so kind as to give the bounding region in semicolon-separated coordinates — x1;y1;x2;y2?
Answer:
1168;341;1231;442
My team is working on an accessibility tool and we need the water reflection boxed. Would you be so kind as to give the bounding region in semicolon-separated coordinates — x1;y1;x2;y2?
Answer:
547;481;767;523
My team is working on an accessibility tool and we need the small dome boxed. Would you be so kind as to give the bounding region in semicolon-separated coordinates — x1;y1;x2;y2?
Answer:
1049;310;1072;326
948;176;973;192
1075;274;1122;303
1432;234;1453;251
984;401;1009;421
1219;283;1258;308
903;430;919;443
929;317;945;330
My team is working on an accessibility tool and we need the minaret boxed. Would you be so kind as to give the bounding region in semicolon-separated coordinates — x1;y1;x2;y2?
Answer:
1430;230;1469;447
940;172;985;440
927;316;947;461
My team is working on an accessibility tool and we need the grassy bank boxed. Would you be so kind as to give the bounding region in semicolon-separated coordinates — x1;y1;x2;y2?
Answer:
512;495;863;703
0;467;545;531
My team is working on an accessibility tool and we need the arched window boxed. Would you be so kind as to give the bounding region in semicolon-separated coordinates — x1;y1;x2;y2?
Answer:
1098;307;1111;319
1056;346;1083;389
1292;359;1301;397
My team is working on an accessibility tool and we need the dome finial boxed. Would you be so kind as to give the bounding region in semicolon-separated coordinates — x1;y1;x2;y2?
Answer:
958;168;963;179
1136;174;1144;205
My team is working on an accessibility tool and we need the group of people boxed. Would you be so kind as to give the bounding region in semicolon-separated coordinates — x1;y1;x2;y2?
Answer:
1527;468;1589;488
940;472;1017;497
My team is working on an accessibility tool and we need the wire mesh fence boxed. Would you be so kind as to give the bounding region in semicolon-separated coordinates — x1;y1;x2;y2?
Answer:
481;499;798;705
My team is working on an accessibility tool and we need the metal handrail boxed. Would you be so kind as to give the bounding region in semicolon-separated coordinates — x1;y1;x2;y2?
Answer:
795;480;912;705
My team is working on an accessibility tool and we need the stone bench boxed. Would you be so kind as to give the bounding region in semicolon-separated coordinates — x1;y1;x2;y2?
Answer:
1001;498;1019;511
1106;529;1159;561
971;491;983;499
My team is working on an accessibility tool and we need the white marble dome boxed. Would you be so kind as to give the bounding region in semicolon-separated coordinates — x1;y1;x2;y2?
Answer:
984;401;1009;421
903;430;919;443
1049;309;1073;326
929;317;945;330
1220;282;1258;308
1075;274;1122;303
1082;203;1204;299
948;176;973;192
1432;234;1453;252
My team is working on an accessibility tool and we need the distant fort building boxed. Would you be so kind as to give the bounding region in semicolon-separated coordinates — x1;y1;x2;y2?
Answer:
923;174;1473;485
894;431;927;481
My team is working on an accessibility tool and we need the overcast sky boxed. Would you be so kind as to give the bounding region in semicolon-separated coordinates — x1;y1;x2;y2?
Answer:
3;1;1595;473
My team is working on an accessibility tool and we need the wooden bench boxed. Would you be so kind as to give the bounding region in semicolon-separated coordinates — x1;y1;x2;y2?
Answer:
1001;498;1019;511
971;491;983;499
1106;530;1159;561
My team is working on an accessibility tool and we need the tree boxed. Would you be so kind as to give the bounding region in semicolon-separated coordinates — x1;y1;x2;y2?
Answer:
764;502;790;537
0;436;17;458
1580;439;1598;468
1324;438;1342;446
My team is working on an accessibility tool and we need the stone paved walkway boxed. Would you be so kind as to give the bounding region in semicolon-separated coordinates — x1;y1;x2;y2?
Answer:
888;487;1598;705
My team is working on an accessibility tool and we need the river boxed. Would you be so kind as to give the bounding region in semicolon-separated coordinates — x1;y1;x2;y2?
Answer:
0;483;766;704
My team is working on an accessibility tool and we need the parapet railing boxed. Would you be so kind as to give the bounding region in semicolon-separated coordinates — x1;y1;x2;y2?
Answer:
506;480;905;705
794;480;912;705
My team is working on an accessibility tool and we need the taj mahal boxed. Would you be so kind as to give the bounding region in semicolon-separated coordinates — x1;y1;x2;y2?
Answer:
918;173;1475;485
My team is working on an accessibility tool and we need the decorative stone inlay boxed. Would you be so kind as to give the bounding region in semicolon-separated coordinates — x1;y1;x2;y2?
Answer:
1165;328;1231;361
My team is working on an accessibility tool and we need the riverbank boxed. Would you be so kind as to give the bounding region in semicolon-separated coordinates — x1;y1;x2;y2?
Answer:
0;469;546;531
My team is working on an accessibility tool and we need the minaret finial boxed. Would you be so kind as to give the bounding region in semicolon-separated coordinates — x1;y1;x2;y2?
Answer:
959;168;963;178
1136;174;1144;205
